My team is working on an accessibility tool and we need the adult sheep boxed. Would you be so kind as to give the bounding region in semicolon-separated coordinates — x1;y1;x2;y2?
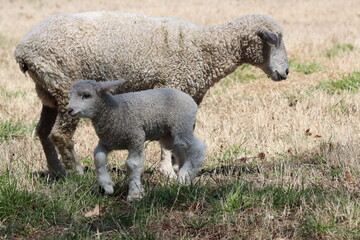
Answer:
14;11;289;177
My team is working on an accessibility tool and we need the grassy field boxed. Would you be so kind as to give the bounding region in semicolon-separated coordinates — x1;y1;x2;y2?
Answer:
0;0;359;239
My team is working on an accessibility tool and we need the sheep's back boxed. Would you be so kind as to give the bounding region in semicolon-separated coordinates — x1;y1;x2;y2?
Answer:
15;11;204;95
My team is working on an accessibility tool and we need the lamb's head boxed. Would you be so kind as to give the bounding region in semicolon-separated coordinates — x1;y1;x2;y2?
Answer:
256;28;289;81
67;80;125;119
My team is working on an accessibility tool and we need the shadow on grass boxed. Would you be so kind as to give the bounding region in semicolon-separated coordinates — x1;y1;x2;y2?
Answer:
0;170;73;238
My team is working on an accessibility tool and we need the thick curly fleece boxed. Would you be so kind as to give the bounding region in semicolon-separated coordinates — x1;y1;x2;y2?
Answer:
14;11;287;175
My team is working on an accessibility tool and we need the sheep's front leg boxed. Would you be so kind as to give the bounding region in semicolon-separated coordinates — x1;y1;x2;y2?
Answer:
94;142;114;194
126;146;145;201
36;105;66;177
50;111;84;175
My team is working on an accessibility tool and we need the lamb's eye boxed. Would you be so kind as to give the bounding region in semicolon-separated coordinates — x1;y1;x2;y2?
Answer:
82;93;91;99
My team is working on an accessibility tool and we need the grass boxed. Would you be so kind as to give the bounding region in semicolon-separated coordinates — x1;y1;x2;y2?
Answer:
0;158;358;239
0;119;35;142
290;59;322;75
212;64;259;94
0;87;26;98
0;33;8;48
316;71;360;94
326;43;355;58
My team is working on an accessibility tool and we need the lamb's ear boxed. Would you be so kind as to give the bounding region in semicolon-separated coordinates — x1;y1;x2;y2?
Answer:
257;29;278;45
96;79;126;94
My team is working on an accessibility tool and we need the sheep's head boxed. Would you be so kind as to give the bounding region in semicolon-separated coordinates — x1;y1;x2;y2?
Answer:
256;29;289;81
67;80;125;119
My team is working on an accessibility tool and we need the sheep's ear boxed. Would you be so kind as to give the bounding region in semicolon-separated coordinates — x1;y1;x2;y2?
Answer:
96;79;126;94
257;29;278;45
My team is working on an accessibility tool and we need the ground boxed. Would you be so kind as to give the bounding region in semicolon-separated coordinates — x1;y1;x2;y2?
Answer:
0;0;359;239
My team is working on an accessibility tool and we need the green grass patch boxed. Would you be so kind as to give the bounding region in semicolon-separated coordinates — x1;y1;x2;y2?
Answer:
290;59;322;75
0;171;71;236
0;33;8;48
215;180;326;214
326;43;355;58
208;143;251;164
330;167;344;180
0;87;27;98
0;155;359;239
213;64;258;95
316;71;360;94
230;64;258;83
301;214;336;238
0;119;35;142
300;195;360;240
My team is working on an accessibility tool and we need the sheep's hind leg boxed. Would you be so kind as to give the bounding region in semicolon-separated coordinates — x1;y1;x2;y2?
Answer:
126;146;145;201
178;137;206;185
50;111;84;175
94;142;114;194
36;105;66;177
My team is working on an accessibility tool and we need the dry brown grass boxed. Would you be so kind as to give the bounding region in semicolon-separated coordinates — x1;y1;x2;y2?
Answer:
0;0;359;239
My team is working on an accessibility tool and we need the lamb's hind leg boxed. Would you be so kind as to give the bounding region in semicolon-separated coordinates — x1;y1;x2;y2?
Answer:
36;105;66;177
159;138;177;180
177;137;206;185
50;111;84;174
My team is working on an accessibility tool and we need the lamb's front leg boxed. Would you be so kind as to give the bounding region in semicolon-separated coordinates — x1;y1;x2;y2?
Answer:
94;142;114;194
126;146;145;201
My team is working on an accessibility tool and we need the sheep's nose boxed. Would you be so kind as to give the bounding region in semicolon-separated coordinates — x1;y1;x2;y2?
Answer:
275;70;288;80
286;68;289;75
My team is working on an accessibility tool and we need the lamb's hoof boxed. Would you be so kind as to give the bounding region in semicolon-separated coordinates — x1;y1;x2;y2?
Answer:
103;185;114;195
99;183;114;195
76;165;85;175
178;176;192;186
178;172;197;185
159;169;177;181
126;192;143;202
172;164;179;173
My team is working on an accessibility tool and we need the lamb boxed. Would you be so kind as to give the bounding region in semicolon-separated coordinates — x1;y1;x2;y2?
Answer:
66;79;206;200
14;11;289;177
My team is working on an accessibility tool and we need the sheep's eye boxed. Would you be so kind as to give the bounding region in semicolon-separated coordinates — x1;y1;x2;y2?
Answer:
82;93;91;99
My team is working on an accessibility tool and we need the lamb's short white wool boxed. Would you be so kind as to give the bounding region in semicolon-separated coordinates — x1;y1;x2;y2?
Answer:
67;79;206;201
14;11;289;176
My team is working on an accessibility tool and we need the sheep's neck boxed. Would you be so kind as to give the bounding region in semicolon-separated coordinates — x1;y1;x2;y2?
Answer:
201;18;263;83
